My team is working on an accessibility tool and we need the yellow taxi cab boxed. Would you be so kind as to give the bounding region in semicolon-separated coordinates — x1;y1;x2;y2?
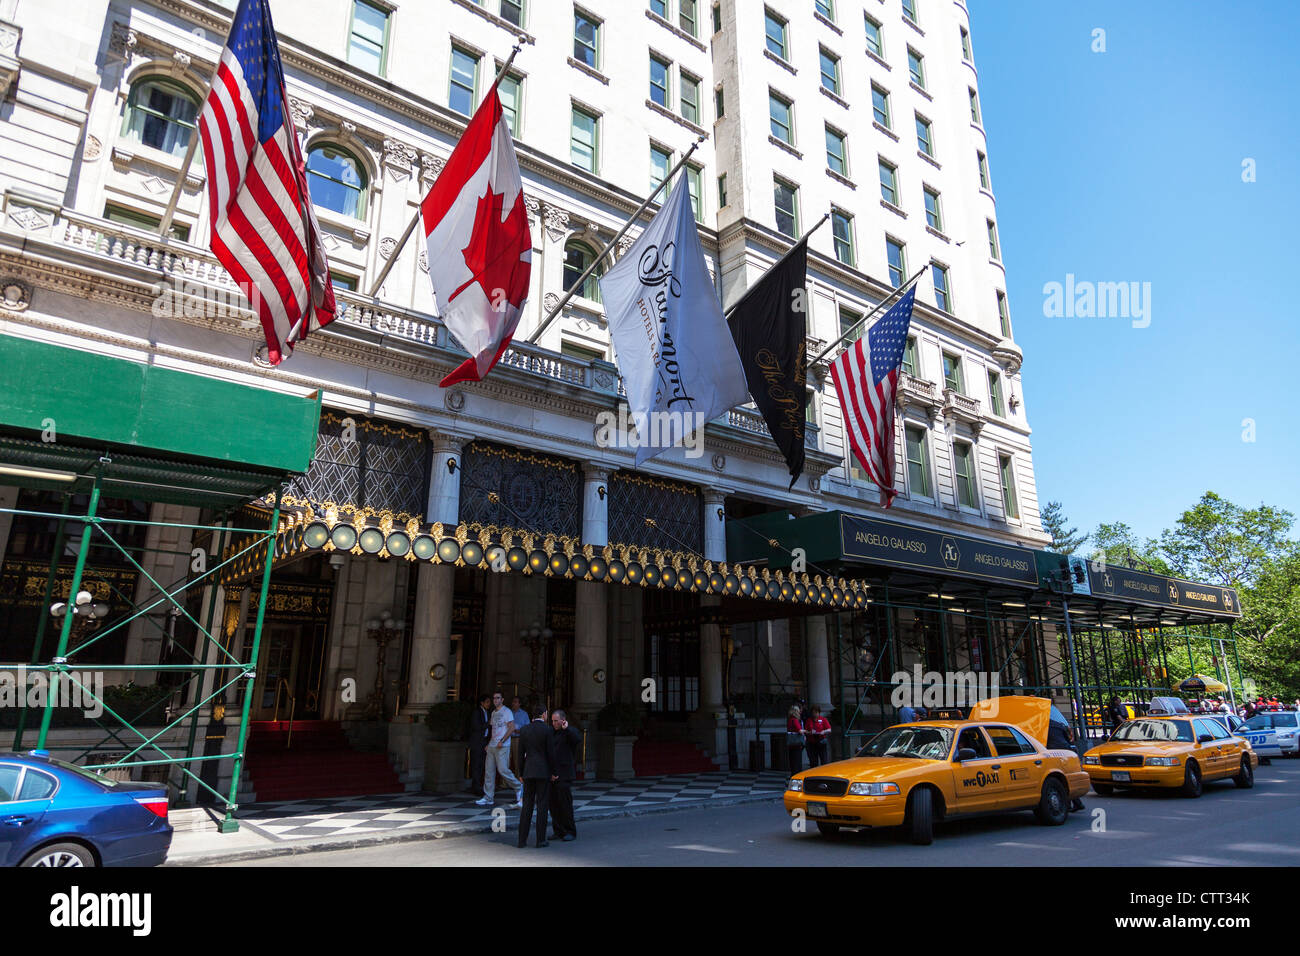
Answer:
1082;704;1258;797
783;697;1090;845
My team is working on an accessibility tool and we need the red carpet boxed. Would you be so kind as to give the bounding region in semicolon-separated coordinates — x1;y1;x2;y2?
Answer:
632;738;717;776
243;720;405;802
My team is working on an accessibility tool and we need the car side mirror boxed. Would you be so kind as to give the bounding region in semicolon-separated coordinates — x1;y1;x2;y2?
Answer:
957;748;977;762
1197;734;1214;743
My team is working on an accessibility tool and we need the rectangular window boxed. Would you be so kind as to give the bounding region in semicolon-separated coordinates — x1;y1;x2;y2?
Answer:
769;91;793;144
907;47;925;88
878;158;898;205
902;334;917;376
650;0;668;17
871;84;891;128
987;219;1001;260
916;114;934;156
714;85;725;118
886;237;906;287
977;150;990;190
831;209;854;265
1000;454;1019;518
953;441;977;508
902;0;918;24
104;203;190;241
969;87;981;124
650;54;671;107
561;339;606;363
717;172;728;207
997;290;1012;337
574;11;600;68
923;186;942;231
348;0;389;75
931;261;951;312
764;9;788;60
712;2;722;33
773;177;799;238
864;15;883;56
449;46;479;117
498;72;522;137
942;351;964;392
680;72;701;124
960;25;972;61
820;48;841;95
331;272;358;292
686;162;703;223
570;105;599;172
906;424;931;497
650;144;672;191
839;305;862;344
988;369;1005;417
680;0;698;35
816;0;835;19
500;0;525;27
825;126;847;175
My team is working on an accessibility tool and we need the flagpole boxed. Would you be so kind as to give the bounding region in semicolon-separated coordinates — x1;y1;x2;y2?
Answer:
722;212;829;317
366;36;529;300
809;264;928;366
158;54;227;239
524;133;708;345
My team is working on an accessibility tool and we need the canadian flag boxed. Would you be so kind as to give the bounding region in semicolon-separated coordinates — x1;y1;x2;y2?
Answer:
422;88;533;387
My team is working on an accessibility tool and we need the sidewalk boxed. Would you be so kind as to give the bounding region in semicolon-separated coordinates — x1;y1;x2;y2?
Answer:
165;769;790;865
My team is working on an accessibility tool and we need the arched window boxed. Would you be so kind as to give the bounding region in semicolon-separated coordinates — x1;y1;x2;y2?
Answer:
306;144;367;219
563;239;604;303
124;77;199;157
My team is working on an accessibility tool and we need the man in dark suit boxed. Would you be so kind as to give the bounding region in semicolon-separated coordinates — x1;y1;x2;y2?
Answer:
549;708;581;841
516;707;554;847
468;693;491;797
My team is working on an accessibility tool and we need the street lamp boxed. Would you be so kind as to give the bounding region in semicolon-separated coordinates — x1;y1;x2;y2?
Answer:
50;589;110;631
364;610;405;721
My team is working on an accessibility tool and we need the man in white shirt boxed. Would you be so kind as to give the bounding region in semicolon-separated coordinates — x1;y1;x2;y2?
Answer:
477;691;523;807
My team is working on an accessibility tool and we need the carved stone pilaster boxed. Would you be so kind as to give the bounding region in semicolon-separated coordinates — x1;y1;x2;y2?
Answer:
289;97;314;132
383;137;418;180
108;22;137;60
420;153;445;188
543;205;569;242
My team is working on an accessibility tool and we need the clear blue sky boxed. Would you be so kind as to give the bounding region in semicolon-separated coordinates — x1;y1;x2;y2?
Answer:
968;0;1299;544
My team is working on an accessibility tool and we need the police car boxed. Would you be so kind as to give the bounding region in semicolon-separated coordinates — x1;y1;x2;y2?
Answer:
1242;711;1299;759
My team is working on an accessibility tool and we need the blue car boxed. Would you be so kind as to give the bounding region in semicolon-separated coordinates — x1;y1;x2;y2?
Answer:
1;751;172;867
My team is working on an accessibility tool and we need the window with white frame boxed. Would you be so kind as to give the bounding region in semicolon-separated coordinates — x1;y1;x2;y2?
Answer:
905;424;931;497
123;77;199;157
999;453;1019;519
953;441;977;509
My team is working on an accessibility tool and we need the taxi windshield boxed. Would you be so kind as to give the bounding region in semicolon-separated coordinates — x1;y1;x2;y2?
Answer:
857;726;953;760
1111;718;1193;742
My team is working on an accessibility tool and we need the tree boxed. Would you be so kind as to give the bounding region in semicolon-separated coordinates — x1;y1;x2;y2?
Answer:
1088;521;1170;574
1041;500;1087;554
1158;491;1296;588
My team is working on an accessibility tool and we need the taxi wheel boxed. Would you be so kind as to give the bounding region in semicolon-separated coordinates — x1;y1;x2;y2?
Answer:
815;822;842;839
1233;757;1254;789
905;787;934;845
1034;778;1069;826
1181;760;1203;798
1092;782;1114;795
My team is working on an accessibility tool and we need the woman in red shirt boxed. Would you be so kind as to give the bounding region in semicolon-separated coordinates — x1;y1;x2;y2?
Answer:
805;707;831;768
786;705;805;775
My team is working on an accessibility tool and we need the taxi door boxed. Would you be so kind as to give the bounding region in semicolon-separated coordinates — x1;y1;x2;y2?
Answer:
1193;718;1233;778
949;726;1005;813
985;725;1044;802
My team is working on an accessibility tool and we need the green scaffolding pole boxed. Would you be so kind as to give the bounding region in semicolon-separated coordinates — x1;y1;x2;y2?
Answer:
220;489;282;833
14;492;70;750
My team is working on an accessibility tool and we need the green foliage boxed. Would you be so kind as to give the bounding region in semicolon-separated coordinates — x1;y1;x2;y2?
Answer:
425;700;474;741
1159;492;1296;588
1089;521;1170;574
595;701;644;736
1041;501;1087;555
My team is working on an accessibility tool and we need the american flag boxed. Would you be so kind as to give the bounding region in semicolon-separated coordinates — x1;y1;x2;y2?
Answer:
829;286;917;507
198;0;336;366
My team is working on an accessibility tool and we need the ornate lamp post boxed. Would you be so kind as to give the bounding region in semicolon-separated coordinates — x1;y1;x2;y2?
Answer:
518;619;553;707
364;610;404;721
50;589;110;638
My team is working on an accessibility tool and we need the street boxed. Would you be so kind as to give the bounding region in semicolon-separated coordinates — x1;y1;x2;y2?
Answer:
217;757;1300;867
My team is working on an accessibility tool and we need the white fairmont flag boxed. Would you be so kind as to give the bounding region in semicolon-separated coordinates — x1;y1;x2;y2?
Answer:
599;175;750;465
422;88;533;387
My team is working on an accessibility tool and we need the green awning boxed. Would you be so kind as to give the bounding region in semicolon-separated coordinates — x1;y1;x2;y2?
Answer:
0;335;321;508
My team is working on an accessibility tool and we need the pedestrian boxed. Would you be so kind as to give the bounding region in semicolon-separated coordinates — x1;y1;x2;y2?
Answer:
805;706;831;768
468;692;491;797
1106;695;1126;734
549;708;581;842
509;694;530;776
898;701;918;723
476;691;522;808
516;707;553;848
786;704;805;775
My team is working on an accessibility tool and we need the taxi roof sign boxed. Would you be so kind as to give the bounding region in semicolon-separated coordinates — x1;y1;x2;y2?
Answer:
1146;696;1190;716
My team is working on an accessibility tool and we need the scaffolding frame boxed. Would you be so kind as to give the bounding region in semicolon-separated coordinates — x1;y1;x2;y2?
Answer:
3;476;282;833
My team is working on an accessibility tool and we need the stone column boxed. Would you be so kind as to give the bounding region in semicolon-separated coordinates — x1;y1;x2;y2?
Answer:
806;614;833;712
701;487;729;563
427;431;469;527
572;463;609;722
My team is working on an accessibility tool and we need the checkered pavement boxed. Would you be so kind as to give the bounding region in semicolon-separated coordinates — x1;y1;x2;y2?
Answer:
234;771;789;842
